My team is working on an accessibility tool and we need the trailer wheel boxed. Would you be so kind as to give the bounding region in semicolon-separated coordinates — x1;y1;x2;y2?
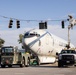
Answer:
20;58;25;67
1;65;5;68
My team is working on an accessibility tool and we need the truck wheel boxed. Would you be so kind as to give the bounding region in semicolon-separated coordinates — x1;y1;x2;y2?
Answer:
20;58;25;67
1;65;5;68
58;62;61;67
74;64;76;67
8;65;12;68
25;58;30;67
36;57;40;65
58;61;63;67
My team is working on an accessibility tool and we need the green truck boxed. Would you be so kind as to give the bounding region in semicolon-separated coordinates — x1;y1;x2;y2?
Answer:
0;46;30;68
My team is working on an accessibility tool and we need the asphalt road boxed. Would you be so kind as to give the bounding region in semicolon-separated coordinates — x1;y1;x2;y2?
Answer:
0;63;76;75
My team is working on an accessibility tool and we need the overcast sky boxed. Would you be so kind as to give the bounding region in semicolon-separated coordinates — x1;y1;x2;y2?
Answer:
0;0;76;48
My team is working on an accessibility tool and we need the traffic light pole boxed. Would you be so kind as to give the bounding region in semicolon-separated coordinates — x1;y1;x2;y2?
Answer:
68;25;70;48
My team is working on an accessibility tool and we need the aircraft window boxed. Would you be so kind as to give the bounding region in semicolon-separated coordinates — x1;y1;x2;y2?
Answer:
24;32;40;38
30;33;40;37
24;33;29;38
30;33;36;36
36;34;40;37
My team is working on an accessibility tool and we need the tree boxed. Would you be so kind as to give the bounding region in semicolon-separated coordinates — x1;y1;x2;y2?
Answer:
0;38;5;48
18;34;23;44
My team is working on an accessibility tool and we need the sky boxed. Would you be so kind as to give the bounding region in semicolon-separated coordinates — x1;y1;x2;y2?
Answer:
0;0;76;48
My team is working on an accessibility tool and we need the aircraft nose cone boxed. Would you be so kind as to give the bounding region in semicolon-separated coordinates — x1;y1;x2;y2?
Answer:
24;38;34;45
24;38;29;45
24;36;37;46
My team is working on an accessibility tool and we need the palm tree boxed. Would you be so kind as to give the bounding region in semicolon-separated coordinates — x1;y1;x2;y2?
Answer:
0;38;5;48
18;34;23;44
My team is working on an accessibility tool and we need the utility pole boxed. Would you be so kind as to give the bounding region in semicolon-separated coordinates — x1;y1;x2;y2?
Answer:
67;25;71;48
67;15;76;48
62;15;76;49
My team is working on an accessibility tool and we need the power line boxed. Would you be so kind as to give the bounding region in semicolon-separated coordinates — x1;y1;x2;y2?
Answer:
0;15;65;22
0;15;69;29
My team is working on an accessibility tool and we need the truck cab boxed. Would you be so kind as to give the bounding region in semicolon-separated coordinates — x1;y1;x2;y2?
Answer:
0;46;30;68
58;48;76;67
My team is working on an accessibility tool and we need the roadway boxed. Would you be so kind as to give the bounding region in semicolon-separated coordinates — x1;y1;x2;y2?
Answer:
0;63;76;75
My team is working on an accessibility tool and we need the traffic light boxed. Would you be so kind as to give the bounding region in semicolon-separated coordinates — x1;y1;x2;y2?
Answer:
61;21;65;28
45;22;47;29
8;19;13;28
39;22;44;29
16;20;20;28
39;22;47;29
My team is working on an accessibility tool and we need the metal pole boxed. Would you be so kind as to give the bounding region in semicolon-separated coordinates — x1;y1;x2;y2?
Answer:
68;25;70;48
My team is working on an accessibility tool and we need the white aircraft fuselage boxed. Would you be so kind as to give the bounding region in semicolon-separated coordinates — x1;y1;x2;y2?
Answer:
22;29;74;63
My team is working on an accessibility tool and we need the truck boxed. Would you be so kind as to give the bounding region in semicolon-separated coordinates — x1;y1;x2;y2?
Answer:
0;46;30;68
57;48;76;67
